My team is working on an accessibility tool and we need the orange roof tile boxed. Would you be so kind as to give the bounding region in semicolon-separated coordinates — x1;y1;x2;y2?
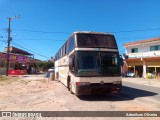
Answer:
123;38;160;47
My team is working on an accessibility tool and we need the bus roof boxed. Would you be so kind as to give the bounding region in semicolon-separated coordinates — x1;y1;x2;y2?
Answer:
73;31;114;36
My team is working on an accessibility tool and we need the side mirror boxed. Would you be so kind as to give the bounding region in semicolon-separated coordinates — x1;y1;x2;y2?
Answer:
119;55;124;67
120;58;124;67
123;54;128;59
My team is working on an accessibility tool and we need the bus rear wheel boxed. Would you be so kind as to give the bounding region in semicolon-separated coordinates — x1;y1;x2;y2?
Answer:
69;80;73;94
56;72;59;80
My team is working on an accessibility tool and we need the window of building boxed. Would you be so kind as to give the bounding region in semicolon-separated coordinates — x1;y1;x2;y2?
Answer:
131;48;138;53
147;67;155;74
0;61;5;68
156;67;160;74
150;45;160;51
10;63;15;68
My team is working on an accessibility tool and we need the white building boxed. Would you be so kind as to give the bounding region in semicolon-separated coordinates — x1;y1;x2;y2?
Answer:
123;38;160;78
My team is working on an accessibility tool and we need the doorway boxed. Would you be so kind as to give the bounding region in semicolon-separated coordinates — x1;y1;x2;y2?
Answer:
135;66;143;77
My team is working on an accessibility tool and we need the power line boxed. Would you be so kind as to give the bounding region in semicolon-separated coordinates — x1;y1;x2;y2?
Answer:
13;29;71;34
12;27;160;34
116;35;160;40
14;34;160;42
11;41;50;59
112;27;160;34
12;42;50;59
14;38;65;41
15;39;50;57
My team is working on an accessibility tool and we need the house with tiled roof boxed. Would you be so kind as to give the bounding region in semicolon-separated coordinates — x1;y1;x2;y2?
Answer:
123;37;160;78
0;46;40;75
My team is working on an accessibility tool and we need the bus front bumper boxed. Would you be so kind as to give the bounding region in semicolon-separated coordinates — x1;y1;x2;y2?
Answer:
75;82;122;95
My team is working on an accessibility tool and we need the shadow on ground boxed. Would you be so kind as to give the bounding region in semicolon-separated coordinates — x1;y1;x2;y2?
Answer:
78;85;158;101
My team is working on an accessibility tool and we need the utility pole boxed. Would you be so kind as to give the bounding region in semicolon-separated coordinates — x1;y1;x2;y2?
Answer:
6;16;20;76
6;17;11;76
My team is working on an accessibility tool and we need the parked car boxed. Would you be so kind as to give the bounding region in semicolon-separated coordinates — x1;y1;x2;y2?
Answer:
48;67;54;72
127;72;135;77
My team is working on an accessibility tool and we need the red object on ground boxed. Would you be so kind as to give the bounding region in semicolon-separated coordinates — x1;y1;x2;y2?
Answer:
8;70;27;75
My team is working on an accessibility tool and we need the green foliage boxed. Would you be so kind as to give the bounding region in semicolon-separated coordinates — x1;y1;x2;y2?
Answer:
35;61;54;71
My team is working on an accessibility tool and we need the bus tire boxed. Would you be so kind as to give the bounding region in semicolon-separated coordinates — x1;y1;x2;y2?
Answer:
56;72;59;80
69;80;73;94
67;76;73;94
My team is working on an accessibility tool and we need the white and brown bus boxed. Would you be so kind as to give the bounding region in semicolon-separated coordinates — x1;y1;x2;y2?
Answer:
55;31;123;95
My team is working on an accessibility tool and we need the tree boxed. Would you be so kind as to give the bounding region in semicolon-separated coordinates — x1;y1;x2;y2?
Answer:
35;61;54;72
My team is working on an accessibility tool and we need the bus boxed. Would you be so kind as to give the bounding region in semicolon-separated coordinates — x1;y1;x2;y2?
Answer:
55;31;123;95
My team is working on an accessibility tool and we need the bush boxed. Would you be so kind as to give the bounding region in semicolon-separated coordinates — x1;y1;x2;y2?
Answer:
35;61;54;72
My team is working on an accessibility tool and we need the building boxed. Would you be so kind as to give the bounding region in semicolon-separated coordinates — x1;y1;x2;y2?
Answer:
0;46;35;75
123;38;160;78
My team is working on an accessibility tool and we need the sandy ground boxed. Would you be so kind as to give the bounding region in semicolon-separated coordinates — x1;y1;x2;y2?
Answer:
0;75;65;111
0;75;159;120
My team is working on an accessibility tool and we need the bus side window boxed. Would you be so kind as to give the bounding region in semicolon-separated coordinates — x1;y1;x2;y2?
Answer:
66;39;70;54
69;54;75;73
68;37;75;53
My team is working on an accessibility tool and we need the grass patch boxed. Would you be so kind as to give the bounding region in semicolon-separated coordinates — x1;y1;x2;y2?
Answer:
0;75;9;81
0;76;18;85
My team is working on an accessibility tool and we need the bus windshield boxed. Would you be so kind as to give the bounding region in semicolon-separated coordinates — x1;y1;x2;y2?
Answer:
76;34;117;48
76;51;121;77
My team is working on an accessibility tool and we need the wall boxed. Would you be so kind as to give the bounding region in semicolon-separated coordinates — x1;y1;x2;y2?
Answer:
125;42;160;54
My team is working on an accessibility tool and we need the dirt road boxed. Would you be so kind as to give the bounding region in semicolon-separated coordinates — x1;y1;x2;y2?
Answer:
0;75;159;120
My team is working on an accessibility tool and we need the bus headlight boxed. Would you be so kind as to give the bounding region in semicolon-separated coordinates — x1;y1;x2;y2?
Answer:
113;81;121;84
76;82;90;86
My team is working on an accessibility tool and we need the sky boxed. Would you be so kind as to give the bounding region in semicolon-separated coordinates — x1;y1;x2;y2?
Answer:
0;0;160;60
